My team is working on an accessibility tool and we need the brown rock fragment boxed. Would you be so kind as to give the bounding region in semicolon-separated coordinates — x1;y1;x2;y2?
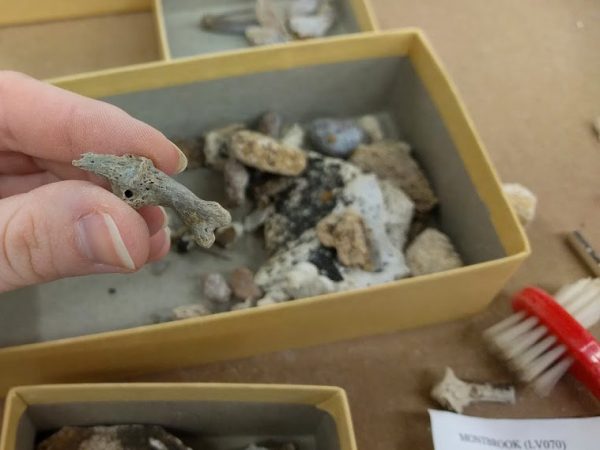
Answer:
230;267;263;301
231;130;307;176
316;210;374;271
350;141;437;213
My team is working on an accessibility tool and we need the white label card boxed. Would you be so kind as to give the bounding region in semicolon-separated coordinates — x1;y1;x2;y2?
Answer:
429;409;600;450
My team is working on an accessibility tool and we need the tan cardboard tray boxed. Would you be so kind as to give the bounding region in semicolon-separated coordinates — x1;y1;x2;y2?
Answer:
0;30;529;394
0;383;356;450
0;0;377;80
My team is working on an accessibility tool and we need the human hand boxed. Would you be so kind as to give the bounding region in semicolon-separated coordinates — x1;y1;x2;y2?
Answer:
0;71;188;293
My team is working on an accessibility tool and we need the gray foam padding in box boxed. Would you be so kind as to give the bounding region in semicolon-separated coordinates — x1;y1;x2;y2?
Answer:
16;401;339;450
0;56;504;348
162;0;360;58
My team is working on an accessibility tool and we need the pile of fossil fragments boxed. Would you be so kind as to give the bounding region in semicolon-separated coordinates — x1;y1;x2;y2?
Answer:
200;0;340;46
166;111;463;319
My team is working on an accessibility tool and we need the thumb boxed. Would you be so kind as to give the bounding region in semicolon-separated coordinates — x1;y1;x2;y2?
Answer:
0;180;154;292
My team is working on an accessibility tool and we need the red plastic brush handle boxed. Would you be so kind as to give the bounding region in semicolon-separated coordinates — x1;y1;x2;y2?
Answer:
512;287;600;400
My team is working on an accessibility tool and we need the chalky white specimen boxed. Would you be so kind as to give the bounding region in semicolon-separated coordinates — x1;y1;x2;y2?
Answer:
431;367;516;414
502;182;537;226
406;228;463;276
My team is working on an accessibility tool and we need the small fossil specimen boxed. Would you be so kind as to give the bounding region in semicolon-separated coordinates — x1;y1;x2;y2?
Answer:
431;367;516;414
37;425;192;450
246;0;291;46
200;7;258;35
203;273;232;303
257;111;283;138
594;116;600;141
502;182;537;226
73;153;231;248
173;303;212;320
379;179;414;251
203;123;245;170
215;222;244;248
317;209;374;271
224;158;250;206
231;130;307;176
350;140;438;213
288;0;336;38
406;228;463;276
230;266;263;301
308;118;366;157
358;114;385;142
281;123;306;148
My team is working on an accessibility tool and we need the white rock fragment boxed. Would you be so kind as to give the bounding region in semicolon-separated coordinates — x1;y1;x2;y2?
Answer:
502;182;537;226
283;262;336;299
281;123;306;148
336;173;410;289
202;273;232;303
379;179;414;250
288;0;336;39
172;303;212;320
431;367;516;414
406;228;463;276
358;115;385;142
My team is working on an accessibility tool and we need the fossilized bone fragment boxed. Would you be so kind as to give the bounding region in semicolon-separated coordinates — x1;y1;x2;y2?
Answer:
431;367;516;413
73;153;231;248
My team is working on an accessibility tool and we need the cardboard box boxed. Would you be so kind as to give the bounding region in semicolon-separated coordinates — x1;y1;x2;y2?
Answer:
0;0;377;80
0;383;356;450
0;30;529;394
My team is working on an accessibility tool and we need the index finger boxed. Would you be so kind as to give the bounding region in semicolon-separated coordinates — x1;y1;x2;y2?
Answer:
0;71;187;175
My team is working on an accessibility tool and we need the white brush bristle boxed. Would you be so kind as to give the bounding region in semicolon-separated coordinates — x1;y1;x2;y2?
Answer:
484;278;600;396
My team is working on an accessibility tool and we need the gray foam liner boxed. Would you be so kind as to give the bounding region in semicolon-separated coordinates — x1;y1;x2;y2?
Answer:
15;401;339;450
0;56;504;348
162;0;360;58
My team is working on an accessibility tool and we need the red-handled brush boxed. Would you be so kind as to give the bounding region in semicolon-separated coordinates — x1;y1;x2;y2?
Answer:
484;278;600;398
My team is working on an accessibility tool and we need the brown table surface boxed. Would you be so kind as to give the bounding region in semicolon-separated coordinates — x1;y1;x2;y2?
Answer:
2;1;600;449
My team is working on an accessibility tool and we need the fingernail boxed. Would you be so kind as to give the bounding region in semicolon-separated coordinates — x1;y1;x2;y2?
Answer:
158;206;169;228
77;213;136;270
173;143;188;174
